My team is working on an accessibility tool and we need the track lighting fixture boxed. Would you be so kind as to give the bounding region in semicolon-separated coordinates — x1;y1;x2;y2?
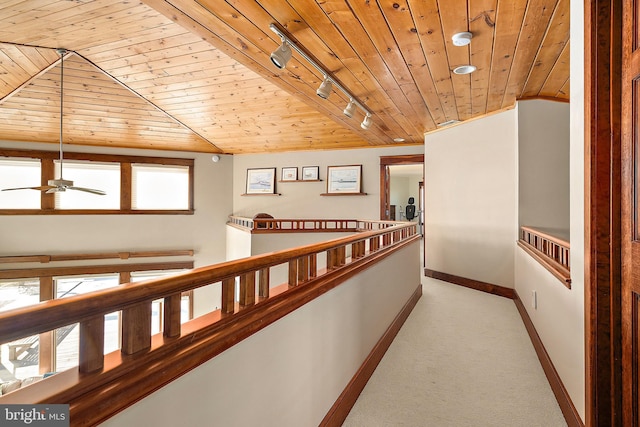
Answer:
316;77;332;99
343;99;356;118
361;113;372;130
270;40;292;69
269;23;373;130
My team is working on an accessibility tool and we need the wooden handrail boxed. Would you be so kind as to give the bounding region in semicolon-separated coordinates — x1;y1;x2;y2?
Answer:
0;220;419;425
0;249;194;264
518;226;571;287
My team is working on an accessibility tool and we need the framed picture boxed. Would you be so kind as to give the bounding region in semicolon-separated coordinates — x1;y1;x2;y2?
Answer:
246;167;276;194
281;167;298;181
327;165;362;194
302;166;319;181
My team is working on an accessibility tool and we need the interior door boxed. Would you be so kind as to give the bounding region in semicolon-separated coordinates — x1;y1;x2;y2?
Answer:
623;2;640;425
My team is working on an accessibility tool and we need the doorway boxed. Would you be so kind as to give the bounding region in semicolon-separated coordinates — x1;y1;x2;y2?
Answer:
380;154;425;265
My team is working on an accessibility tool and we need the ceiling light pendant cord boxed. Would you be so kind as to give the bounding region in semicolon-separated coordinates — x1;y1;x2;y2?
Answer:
59;48;65;179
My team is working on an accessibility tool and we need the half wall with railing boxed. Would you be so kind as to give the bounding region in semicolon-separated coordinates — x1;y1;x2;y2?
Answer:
0;218;421;426
518;226;570;287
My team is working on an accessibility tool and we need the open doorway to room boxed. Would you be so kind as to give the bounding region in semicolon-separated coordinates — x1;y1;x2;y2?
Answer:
380;155;424;265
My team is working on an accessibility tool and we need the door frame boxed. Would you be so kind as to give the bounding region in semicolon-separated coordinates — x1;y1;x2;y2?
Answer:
585;0;623;425
379;154;424;220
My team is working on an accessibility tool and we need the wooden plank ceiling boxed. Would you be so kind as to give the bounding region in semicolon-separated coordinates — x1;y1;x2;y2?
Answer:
0;0;569;154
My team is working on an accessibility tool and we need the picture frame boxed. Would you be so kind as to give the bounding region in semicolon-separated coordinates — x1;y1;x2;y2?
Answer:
326;164;362;194
301;166;320;181
281;167;298;181
246;167;276;194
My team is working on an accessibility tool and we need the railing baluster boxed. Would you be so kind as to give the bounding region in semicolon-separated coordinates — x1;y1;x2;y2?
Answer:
327;248;336;270
288;260;298;286
259;268;270;298
79;315;104;373
370;235;379;252
163;293;182;338
298;256;308;283
122;302;152;355
309;254;317;278
221;277;235;314
240;272;256;306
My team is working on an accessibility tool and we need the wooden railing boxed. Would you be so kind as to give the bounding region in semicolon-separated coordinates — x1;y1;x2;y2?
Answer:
0;249;194;264
518;226;571;287
227;216;399;233
0;220;419;425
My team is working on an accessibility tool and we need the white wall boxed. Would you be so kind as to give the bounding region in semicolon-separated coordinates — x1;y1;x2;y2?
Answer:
424;110;518;288
518;99;570;233
100;240;421;427
232;145;423;219
568;6;586;421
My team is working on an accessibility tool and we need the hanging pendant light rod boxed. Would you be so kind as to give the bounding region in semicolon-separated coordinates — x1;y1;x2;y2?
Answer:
268;23;372;120
57;48;67;179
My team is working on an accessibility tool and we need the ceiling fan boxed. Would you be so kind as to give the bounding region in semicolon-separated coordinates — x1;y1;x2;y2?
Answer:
2;48;106;196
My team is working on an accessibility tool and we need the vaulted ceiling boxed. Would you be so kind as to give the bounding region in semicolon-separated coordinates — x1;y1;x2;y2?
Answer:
0;0;569;154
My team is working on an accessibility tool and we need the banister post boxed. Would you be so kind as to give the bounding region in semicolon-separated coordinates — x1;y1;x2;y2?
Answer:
79;315;104;373
258;268;270;298
239;272;256;306
327;249;336;270
298;256;309;283
309;254;317;278
221;277;235;314
163;293;182;338
122;302;151;355
288;260;298;286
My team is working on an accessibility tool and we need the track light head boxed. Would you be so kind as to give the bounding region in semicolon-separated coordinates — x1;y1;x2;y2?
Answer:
316;77;332;99
361;113;372;130
343;100;356;118
270;41;292;69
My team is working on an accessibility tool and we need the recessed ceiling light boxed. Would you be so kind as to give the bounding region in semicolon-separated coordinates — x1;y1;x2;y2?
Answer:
453;65;477;75
394;137;405;142
452;32;473;46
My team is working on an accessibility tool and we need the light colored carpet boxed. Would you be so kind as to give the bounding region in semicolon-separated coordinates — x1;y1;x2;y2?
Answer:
342;277;567;427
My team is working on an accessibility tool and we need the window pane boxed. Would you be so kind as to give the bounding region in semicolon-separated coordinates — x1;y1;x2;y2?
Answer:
0;158;41;209
55;275;120;371
0;279;41;382
54;160;120;209
132;164;189;210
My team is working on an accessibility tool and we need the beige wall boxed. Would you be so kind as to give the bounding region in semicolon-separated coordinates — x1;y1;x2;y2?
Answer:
100;240;421;427
232;145;423;220
518;99;570;233
424;109;519;288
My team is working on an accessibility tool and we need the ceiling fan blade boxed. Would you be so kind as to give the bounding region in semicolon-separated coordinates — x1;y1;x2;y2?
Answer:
46;187;64;194
68;186;106;195
2;185;56;192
